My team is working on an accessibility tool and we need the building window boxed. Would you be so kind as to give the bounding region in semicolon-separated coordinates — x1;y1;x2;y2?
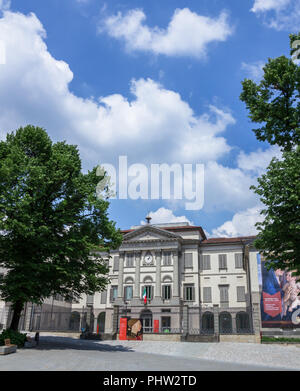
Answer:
201;255;211;270
162;285;172;300
86;294;94;305
219;312;232;334
124;286;133;301
218;254;227;270
235;253;243;269
110;286;118;302
100;290;107;304
236;312;251;333
184;253;193;269
184;284;195;301
202;312;214;334
126;253;134;267
113;256;119;271
203;287;212;303
163;251;172;266
237;286;246;302
162;316;171;332
219;285;229;303
142;285;153;301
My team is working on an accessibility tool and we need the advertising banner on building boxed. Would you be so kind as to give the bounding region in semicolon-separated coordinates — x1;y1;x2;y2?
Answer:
257;253;300;328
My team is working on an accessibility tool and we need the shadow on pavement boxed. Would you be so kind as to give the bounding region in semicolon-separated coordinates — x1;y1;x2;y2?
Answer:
32;336;134;353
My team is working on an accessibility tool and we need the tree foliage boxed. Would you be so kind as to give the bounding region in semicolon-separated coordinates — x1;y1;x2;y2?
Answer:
240;34;300;151
241;34;300;273
0;125;122;329
251;148;300;274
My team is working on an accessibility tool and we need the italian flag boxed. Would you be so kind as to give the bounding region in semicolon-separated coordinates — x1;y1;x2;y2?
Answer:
143;287;147;304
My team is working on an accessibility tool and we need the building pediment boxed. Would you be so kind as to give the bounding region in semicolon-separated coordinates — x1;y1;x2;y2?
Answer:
123;225;181;243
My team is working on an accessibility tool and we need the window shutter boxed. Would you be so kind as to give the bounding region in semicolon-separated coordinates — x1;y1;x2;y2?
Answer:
113;256;119;271
101;290;107;304
202;255;211;270
219;254;227;269
141;285;144;299
192;286;195;301
86;294;94;305
220;286;229;302
237;286;246;302
184;253;193;268
203;287;212;303
109;288;113;303
235;253;243;269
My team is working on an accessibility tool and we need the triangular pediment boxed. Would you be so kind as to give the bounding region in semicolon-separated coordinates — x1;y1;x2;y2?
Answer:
123;225;181;242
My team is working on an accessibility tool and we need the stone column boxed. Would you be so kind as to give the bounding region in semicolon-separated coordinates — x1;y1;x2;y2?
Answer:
118;252;125;298
232;312;237;333
252;302;261;335
213;305;219;335
134;252;141;298
182;305;189;336
112;305;119;335
155;250;162;297
173;251;179;297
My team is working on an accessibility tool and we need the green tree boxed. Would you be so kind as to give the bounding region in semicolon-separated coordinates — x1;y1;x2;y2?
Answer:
240;34;300;272
0;125;122;330
251;149;300;274
240;34;300;151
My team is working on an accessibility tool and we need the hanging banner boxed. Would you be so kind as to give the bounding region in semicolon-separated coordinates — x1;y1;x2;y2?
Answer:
119;318;128;340
153;319;159;333
258;253;300;328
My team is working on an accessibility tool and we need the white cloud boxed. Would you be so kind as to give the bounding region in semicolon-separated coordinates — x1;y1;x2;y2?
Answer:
251;0;290;13
100;8;233;59
204;161;258;212
0;11;235;165
241;61;265;83
251;0;300;31
237;145;281;175
0;9;279;232
140;207;193;226
211;205;264;237
0;0;10;11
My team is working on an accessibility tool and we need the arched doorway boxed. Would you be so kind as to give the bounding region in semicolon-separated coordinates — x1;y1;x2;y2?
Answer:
236;312;251;333
202;312;214;334
219;312;232;334
69;311;80;331
97;312;106;333
140;310;152;333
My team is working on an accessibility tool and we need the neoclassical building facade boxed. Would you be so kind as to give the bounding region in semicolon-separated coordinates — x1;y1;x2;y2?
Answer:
72;221;262;342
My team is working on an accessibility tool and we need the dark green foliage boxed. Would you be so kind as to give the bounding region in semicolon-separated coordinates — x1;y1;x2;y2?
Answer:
0;125;122;329
0;329;27;347
240;34;300;151
251;149;300;274
240;34;300;273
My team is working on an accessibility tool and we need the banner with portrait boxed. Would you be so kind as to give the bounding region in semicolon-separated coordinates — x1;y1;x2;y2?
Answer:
257;253;300;328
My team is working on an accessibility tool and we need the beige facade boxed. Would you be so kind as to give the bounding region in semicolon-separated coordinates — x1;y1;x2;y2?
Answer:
0;222;261;341
71;222;261;340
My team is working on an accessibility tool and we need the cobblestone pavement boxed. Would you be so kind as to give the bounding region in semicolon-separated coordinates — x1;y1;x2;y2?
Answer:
0;336;299;371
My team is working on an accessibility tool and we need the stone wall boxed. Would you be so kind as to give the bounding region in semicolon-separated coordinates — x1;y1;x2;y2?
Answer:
219;334;261;343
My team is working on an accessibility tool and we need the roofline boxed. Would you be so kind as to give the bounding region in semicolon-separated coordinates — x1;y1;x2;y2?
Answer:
201;236;257;245
121;225;207;240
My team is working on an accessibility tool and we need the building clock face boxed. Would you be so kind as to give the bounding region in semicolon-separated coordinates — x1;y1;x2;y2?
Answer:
144;253;153;264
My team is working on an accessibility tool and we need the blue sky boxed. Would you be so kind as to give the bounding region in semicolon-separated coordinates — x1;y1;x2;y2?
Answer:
0;0;298;235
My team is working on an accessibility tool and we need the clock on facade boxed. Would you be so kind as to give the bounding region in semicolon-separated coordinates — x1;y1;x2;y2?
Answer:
144;253;153;264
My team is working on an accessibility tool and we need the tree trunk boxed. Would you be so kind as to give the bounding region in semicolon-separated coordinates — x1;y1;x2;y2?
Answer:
9;300;24;331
